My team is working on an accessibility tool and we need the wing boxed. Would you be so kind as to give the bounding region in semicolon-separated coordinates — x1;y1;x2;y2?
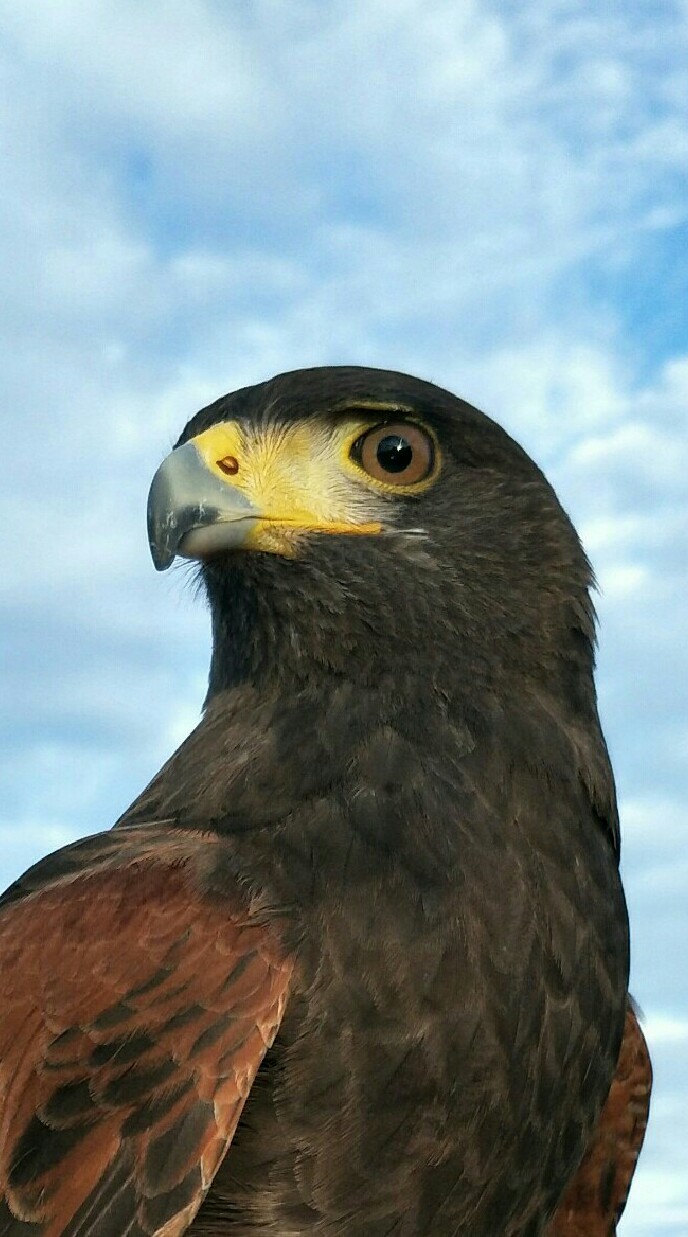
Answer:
547;1001;652;1236
0;826;294;1236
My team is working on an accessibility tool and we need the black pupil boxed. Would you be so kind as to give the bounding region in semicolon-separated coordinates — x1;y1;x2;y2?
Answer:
376;434;413;473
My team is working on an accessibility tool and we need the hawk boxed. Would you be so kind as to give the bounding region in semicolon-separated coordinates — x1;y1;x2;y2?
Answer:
0;367;650;1234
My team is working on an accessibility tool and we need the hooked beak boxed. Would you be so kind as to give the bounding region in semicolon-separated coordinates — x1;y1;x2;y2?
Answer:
147;441;260;571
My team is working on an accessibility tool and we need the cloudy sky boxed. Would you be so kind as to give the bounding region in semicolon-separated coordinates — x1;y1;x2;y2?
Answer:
1;1;687;1230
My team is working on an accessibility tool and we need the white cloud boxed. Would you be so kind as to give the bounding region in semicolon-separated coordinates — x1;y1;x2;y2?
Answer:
621;795;688;848
645;1014;688;1045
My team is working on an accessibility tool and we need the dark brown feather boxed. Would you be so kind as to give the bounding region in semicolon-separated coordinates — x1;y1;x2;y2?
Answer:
0;827;293;1235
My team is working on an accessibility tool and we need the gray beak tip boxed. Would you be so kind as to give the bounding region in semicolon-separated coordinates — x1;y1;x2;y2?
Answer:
149;541;175;572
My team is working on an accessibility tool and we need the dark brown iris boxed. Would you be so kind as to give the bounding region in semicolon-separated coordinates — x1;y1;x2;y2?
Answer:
355;423;434;485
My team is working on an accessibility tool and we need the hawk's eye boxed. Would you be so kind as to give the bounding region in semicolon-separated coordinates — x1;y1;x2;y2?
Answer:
353;423;434;486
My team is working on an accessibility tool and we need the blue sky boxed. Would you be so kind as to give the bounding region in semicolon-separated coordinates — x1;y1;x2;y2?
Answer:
1;1;687;1230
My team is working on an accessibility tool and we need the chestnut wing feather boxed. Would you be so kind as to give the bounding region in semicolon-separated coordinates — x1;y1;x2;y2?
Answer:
0;827;293;1236
547;1003;652;1236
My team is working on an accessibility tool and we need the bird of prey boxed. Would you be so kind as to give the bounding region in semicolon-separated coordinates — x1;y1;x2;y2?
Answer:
0;367;650;1235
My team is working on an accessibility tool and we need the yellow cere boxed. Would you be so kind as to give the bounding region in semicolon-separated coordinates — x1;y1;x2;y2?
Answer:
188;412;439;556
188;418;379;555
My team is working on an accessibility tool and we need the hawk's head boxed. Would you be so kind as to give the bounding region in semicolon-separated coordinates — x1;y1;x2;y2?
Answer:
148;366;596;712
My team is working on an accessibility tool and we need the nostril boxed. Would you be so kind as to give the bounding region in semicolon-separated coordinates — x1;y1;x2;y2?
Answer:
217;455;239;476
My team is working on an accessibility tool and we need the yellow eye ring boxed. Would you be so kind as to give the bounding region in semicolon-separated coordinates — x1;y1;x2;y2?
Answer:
350;422;436;487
